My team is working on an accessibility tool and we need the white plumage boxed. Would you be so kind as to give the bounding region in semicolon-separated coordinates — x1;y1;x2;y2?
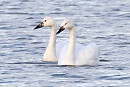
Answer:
57;19;100;66
34;17;65;62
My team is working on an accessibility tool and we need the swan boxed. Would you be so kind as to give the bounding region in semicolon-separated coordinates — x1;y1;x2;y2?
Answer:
56;19;100;66
34;17;66;62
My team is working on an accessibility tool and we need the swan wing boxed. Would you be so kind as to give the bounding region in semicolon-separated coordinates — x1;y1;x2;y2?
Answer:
76;42;100;66
56;41;68;59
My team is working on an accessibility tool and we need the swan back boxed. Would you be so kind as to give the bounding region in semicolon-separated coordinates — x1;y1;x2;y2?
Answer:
76;42;99;66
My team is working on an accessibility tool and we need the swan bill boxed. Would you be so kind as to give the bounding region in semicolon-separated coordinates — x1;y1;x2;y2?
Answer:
34;22;44;30
56;26;65;34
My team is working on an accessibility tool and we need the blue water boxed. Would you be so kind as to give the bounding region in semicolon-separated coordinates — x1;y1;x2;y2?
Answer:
0;0;130;86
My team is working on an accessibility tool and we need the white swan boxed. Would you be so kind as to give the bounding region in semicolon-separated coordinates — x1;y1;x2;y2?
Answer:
34;17;66;62
56;19;100;66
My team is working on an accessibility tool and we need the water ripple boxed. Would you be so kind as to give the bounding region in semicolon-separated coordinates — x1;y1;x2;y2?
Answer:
0;0;130;86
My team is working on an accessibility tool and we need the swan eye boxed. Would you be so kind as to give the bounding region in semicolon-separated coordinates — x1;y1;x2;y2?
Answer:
45;20;47;22
65;23;67;25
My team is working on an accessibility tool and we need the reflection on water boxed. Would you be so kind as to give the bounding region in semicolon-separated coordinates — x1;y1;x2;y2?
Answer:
0;0;130;86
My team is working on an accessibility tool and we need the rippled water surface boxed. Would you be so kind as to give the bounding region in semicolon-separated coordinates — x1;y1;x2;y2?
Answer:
0;0;130;86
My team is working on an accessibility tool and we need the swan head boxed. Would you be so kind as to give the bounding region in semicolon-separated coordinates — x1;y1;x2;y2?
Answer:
34;17;56;29
56;19;74;34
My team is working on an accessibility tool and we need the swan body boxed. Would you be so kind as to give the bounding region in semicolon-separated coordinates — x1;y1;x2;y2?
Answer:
34;17;61;62
57;19;100;66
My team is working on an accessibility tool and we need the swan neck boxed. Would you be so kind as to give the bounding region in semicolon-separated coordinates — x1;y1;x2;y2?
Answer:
67;26;76;64
46;25;57;56
48;25;57;48
43;24;57;61
69;26;76;45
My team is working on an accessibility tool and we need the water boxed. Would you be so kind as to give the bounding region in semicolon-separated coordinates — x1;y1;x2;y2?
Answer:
0;0;130;86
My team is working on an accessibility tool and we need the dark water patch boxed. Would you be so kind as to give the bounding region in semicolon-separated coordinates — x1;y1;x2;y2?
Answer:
1;12;29;15
105;13;118;17
13;43;27;46
94;36;107;39
0;81;10;83
15;46;24;48
28;35;38;37
51;73;68;78
102;52;112;56
100;59;111;62
55;64;98;68
0;81;17;83
1;72;10;74
8;8;21;10
8;76;27;79
51;73;66;78
0;11;5;14
51;73;85;79
106;77;130;80
9;68;23;71
18;26;27;28
84;15;100;17
44;62;57;65
117;33;127;37
2;45;15;48
0;53;6;56
0;26;13;30
17;76;27;79
114;75;121;76
34;21;41;24
20;0;32;2
29;13;44;15
12;49;27;52
76;65;98;68
50;12;63;15
30;51;42;54
51;12;72;15
64;4;77;6
105;66;125;70
77;36;86;39
84;26;92;28
30;24;38;27
36;64;58;68
35;47;46;49
113;42;130;45
112;8;120;11
118;13;130;18
117;45;127;48
116;68;124;70
56;65;78;68
36;64;46;67
69;75;85;79
115;25;123;28
6;62;46;64
26;17;34;19
55;65;68;67
98;76;112;80
54;8;61;11
36;62;58;67
30;42;43;44
16;37;32;40
1;1;10;4
0;4;3;6
0;78;3;81
109;34;117;37
74;80;85;83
